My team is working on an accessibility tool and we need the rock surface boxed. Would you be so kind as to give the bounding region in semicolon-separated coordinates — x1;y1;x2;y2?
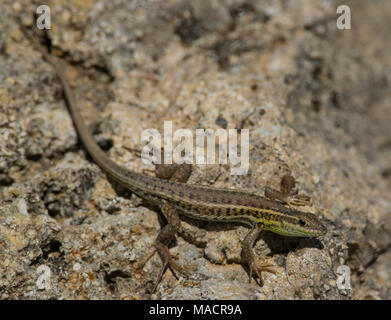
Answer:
0;0;390;299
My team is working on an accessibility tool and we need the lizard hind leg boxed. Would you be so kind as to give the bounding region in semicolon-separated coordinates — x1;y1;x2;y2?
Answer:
154;145;193;182
156;162;207;248
155;163;192;182
148;161;203;292
151;202;190;292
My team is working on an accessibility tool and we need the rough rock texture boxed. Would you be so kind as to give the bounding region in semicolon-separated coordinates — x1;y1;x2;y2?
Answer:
0;0;390;299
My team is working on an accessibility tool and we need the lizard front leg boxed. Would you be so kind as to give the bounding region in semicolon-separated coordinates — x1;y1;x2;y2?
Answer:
241;226;276;286
265;174;312;206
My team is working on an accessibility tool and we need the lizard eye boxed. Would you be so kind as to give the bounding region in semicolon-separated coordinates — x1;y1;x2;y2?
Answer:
299;219;306;226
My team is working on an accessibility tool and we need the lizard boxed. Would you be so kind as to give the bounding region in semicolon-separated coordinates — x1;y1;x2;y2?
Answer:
18;20;327;293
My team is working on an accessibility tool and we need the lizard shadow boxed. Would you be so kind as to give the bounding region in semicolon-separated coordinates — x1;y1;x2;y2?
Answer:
260;231;324;254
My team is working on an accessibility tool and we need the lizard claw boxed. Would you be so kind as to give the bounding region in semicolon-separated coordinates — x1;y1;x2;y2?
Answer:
150;242;190;293
247;259;276;286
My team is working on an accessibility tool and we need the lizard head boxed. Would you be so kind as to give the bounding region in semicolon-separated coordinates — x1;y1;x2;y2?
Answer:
261;208;327;238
